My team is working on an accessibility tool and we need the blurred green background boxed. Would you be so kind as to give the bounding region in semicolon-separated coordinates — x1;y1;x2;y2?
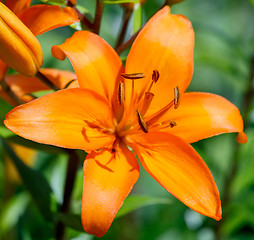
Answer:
1;0;254;239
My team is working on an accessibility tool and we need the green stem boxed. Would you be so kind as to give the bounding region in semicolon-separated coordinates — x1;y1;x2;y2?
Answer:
116;31;139;54
93;0;104;34
55;149;80;240
115;9;133;50
0;79;24;105
67;1;94;29
36;71;60;91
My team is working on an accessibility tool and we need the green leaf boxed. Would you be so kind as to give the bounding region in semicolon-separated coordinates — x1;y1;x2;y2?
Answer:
57;195;171;232
132;3;142;34
116;195;171;218
2;139;57;221
0;192;30;234
0;98;12;126
57;213;83;232
0;125;14;138
6;135;65;154
101;0;139;4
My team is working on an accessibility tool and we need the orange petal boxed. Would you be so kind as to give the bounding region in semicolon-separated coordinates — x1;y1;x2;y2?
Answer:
0;60;8;80
125;6;194;116
149;92;247;144
5;68;78;101
81;144;139;237
52;31;123;102
128;132;221;220
18;5;79;36
5;0;31;14
4;89;115;152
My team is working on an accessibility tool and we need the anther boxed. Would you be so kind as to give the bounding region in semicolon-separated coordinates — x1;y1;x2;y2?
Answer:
170;120;177;128
137;110;148;133
174;86;180;109
148;70;159;92
121;73;145;79
152;70;160;83
118;81;125;104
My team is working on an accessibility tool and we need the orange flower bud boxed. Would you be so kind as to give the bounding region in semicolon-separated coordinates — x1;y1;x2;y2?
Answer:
0;2;43;76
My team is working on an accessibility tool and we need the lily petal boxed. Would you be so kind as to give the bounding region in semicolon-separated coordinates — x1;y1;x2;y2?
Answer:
128;132;221;220
125;6;194;116
81;144;139;237
5;0;31;14
149;92;247;143
18;5;79;36
52;31;123;102
4;89;115;152
5;68;78;101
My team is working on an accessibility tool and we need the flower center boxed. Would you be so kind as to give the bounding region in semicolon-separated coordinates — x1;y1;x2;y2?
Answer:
115;70;179;136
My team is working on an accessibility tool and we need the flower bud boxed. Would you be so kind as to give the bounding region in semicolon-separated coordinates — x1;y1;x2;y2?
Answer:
0;2;43;76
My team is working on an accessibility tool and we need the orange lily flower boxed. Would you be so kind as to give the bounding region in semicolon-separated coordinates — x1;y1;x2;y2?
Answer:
4;7;247;237
0;0;78;77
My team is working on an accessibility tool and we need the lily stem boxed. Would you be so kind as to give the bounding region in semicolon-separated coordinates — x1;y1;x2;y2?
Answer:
67;1;93;29
36;71;60;91
0;79;24;105
115;9;133;50
55;149;80;240
93;0;104;34
116;31;139;54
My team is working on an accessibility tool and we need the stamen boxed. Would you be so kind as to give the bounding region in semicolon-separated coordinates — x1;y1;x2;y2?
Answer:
121;73;145;79
83;120;114;135
174;86;180;109
118;81;125;104
137;110;148;133
149;120;177;131
140;92;154;116
147;70;159;92
152;70;160;83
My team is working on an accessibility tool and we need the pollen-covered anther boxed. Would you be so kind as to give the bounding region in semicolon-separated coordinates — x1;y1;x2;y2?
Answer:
147;70;160;92
137;110;148;133
121;73;145;79
170;120;177;128
152;70;160;83
174;86;180;109
118;81;125;104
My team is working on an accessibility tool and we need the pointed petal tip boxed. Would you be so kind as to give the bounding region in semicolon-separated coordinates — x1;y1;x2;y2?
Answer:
214;205;222;221
237;132;248;144
51;45;67;61
81;220;107;238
